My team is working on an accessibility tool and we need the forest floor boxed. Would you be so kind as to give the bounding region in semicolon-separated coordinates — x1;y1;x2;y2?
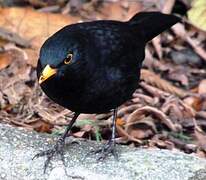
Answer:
0;0;206;159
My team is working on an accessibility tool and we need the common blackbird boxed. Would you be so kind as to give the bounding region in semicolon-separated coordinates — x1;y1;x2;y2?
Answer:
35;12;180;171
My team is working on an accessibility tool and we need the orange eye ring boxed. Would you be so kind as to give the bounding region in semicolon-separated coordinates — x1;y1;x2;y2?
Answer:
64;53;73;64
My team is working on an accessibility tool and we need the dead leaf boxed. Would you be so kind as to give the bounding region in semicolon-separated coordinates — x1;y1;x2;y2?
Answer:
28;0;62;7
194;126;206;151
152;36;162;59
196;149;206;158
0;27;30;47
129;128;153;139
126;106;178;132
0;7;80;66
82;124;93;132
198;79;206;94
141;69;188;97
183;96;203;111
116;125;142;144
98;1;142;21
162;0;175;14
196;111;206;119
154;139;167;149
30;119;54;133
161;99;184;125
77;114;96;121
0;52;12;70
140;81;170;98
168;71;189;87
118;104;142;118
149;134;173;149
73;131;87;138
172;23;206;61
126;116;156;139
122;1;143;20
132;93;155;105
116;118;125;126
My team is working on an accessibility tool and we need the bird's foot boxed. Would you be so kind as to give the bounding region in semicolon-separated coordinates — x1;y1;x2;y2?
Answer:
88;139;118;161
33;137;66;173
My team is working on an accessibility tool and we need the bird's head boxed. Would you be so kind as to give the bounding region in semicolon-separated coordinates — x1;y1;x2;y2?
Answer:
37;29;88;85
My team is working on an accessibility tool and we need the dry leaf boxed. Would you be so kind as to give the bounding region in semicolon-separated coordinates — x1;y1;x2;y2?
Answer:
168;72;189;87
129;128;153;139
116;125;142;144
154;139;167;149
0;7;79;47
0;52;12;70
126;106;177;132
0;7;80;66
152;36;162;59
183;96;203;111
196;149;206;158
116;118;125;126
0;27;30;47
141;69;188;97
31;119;54;133
73;131;87;138
198;79;206;94
77;114;96;121
196;111;206;119
194;126;206;151
126;116;156;139
162;0;175;14
172;23;206;61
98;1;141;21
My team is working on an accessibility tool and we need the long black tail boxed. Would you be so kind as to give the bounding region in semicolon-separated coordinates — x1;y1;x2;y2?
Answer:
128;12;180;42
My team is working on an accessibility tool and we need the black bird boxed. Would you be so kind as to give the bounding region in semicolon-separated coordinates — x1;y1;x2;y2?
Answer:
35;12;180;171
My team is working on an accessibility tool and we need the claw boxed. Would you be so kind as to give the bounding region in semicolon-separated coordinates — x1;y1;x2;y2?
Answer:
33;113;80;173
85;109;119;161
98;140;118;161
33;138;66;173
86;139;118;161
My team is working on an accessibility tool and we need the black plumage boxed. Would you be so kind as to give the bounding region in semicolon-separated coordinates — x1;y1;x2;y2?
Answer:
35;12;180;172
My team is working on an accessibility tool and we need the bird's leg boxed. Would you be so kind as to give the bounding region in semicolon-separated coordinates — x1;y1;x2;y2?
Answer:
33;112;80;173
88;108;118;161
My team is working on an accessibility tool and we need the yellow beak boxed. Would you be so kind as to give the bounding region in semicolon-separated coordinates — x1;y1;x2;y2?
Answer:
39;65;57;84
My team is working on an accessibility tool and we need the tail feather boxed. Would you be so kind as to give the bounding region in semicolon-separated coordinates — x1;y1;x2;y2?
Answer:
128;12;180;42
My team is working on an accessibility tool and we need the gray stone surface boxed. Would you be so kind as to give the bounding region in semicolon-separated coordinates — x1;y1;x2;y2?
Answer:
0;123;206;180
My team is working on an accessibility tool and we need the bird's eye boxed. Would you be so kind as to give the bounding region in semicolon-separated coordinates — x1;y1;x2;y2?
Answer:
64;53;73;64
